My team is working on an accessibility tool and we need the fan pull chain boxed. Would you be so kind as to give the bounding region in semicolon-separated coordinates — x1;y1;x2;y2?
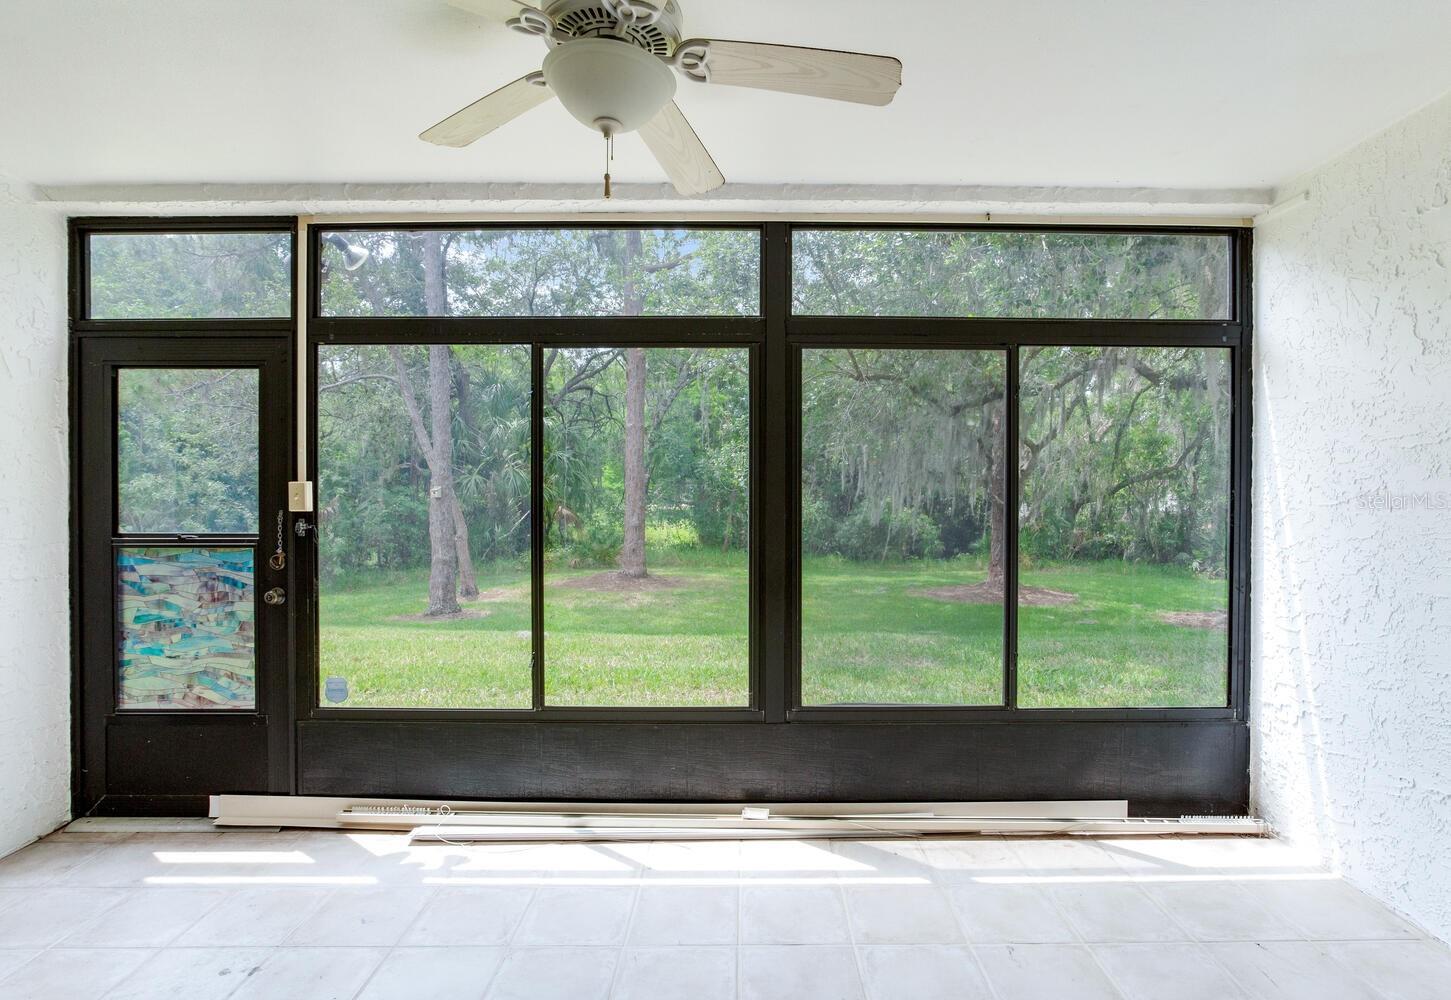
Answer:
602;130;614;199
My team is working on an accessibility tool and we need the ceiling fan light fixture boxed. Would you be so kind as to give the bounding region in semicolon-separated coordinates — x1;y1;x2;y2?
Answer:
542;36;676;134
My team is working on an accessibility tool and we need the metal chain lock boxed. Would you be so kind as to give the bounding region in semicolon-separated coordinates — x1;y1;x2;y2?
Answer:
269;510;287;571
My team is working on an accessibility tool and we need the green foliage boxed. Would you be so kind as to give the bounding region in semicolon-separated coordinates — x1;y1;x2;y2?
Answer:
317;343;532;584
645;519;701;551
117;368;259;533
309;233;1230;602
818;505;944;561
90;232;291;319
561;510;623;569
793;230;1229;320
1019;346;1231;574
319;228;760;318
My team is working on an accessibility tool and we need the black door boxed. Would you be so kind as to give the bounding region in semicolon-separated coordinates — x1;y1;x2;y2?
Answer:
75;336;293;814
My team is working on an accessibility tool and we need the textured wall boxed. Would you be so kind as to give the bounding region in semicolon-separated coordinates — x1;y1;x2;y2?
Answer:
1254;90;1451;941
0;178;70;856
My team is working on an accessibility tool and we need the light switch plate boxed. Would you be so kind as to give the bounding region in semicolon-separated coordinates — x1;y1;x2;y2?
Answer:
288;481;314;512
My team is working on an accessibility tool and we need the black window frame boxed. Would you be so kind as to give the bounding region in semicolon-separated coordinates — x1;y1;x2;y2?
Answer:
69;217;299;817
70;216;1253;816
305;223;767;722
303;221;1250;725
786;222;1250;724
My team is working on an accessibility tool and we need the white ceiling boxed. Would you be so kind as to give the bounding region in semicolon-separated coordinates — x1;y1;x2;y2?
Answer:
4;0;1451;196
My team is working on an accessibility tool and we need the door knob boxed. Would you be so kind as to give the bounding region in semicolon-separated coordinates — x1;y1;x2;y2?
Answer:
262;587;286;606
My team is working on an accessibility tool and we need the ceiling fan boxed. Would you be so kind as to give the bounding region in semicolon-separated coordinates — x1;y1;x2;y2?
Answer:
422;0;903;196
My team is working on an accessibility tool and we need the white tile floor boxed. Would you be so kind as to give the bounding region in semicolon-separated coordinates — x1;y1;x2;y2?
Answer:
0;828;1445;999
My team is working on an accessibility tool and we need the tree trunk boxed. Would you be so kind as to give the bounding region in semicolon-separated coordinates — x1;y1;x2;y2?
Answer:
447;355;480;598
421;234;465;614
449;493;480;598
620;346;648;577
424;345;461;615
618;229;649;578
987;407;1006;589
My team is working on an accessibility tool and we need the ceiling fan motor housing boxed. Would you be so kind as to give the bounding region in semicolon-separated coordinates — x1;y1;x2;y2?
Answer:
542;35;677;133
542;0;684;55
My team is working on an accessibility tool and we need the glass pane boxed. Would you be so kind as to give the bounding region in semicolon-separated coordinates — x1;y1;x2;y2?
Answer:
544;347;750;707
800;349;1006;705
117;368;259;534
320;228;759;317
793;230;1231;319
1017;346;1231;708
316;344;533;709
89;232;291;319
117;547;256;710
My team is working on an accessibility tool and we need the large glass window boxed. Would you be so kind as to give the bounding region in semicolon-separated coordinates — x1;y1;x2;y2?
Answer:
800;349;1005;705
316;344;533;709
320;228;760;317
543;347;751;707
88;231;292;319
309;225;1240;715
73;217;1252;823
793;230;1231;319
1017;346;1232;707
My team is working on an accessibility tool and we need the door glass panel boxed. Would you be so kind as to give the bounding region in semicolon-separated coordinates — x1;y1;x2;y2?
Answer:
117;547;256;710
800;349;1006;705
543;347;751;707
316;344;533;709
117;368;260;534
1017;346;1232;707
89;231;292;319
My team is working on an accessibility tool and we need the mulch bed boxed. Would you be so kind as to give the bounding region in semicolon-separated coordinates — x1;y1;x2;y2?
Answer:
391;608;487;622
556;571;688;593
909;582;1078;607
1157;610;1229;630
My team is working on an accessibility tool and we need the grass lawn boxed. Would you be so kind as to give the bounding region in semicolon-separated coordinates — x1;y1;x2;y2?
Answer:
319;551;1227;709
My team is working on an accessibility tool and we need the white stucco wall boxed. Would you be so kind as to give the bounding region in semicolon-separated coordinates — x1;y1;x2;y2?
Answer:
1253;90;1451;941
0;178;70;856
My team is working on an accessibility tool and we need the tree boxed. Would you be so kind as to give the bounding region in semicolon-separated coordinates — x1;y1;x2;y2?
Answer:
329;232;481;615
598;229;695;579
311;225;1230;625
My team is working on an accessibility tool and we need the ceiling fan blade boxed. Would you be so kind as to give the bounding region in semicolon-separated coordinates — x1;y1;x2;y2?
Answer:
445;0;543;20
420;76;553;147
638;102;725;196
684;39;901;106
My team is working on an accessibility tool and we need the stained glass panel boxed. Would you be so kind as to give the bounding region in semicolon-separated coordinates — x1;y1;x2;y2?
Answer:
117;547;256;710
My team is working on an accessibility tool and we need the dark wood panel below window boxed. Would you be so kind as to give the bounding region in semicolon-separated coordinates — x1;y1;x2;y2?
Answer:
298;719;1248;816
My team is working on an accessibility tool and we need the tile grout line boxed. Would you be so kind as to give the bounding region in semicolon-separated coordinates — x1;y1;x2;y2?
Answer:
278;884;345;947
734;879;743;1000
346;884;440;1000
934;859;1010;1000
1203;939;1402;1000
339;947;390;1000
604;881;644;999
1077;941;1137;1000
964;944;1010;1000
839;879;873;998
478;879;546;998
